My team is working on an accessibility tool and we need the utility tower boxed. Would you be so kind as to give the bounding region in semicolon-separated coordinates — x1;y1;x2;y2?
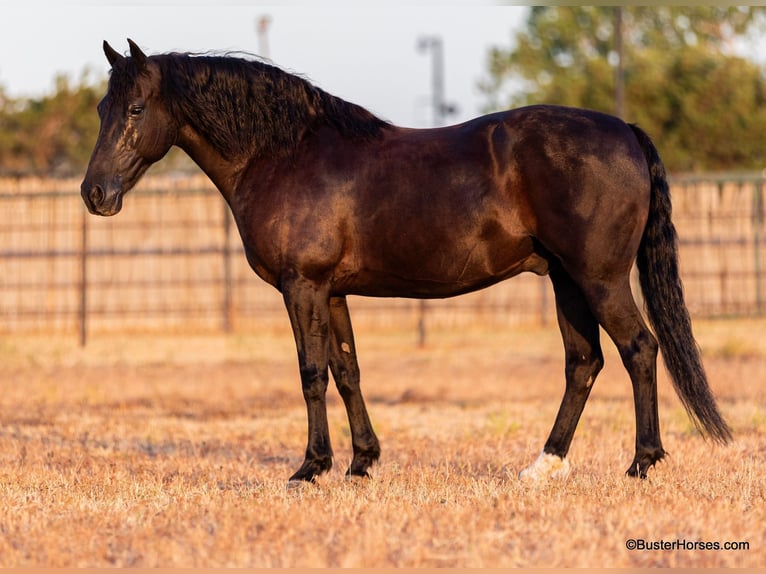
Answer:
415;36;457;347
613;7;625;118
417;36;458;127
256;15;272;59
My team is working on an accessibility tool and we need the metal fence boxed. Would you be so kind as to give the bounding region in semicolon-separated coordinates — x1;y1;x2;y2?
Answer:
1;174;764;343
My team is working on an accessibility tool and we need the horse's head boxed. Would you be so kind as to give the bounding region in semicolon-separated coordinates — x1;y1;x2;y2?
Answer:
81;39;178;216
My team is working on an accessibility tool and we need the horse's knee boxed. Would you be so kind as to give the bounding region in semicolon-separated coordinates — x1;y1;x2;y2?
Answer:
300;365;329;401
330;358;361;397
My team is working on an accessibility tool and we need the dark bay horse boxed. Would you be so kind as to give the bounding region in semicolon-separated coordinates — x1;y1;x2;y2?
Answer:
81;40;731;483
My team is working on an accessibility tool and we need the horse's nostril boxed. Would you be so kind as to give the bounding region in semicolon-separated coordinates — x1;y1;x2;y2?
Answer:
91;184;105;205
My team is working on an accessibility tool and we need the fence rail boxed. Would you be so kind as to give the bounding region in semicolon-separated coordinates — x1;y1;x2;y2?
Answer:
1;174;764;343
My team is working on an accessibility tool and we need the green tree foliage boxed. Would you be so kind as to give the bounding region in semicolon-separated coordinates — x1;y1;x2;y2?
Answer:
482;6;766;172
0;74;104;177
0;73;197;178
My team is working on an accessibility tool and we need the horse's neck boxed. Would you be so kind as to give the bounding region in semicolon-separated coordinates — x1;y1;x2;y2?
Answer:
176;124;248;203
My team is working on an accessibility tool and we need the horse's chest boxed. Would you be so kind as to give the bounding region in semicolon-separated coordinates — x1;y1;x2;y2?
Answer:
229;207;283;287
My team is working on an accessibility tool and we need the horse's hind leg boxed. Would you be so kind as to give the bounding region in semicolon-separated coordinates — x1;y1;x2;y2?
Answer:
328;296;381;478
520;266;603;482
582;275;665;478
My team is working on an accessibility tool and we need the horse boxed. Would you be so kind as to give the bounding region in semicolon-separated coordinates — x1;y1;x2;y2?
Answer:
81;39;731;484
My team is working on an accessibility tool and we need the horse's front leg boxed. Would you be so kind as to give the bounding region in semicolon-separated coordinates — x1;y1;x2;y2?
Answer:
282;276;333;483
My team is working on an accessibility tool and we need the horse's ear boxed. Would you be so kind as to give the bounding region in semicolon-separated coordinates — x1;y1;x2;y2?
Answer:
103;40;123;67
127;38;147;71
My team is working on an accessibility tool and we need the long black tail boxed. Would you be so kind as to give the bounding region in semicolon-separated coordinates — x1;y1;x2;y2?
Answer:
629;124;732;444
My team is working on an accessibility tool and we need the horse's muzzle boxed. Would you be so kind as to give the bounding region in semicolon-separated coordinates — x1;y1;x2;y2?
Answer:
81;182;124;216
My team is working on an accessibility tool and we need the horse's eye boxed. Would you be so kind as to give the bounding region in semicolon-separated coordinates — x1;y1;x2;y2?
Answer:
128;104;144;118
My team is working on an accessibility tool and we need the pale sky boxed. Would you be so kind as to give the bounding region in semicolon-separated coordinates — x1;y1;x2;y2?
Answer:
0;1;527;127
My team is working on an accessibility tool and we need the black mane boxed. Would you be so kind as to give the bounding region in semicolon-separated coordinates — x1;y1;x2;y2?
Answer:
152;53;391;158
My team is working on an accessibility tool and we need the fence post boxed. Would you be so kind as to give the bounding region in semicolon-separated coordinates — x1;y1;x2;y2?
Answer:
417;300;427;348
755;180;764;314
222;202;233;333
79;208;88;346
539;277;549;326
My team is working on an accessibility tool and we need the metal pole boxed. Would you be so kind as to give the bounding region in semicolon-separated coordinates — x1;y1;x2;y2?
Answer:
79;208;88;346
418;36;451;127
417;37;438;348
614;6;626;119
416;36;457;348
539;277;549;327
256;15;271;59
755;180;764;314
222;203;233;333
431;38;445;125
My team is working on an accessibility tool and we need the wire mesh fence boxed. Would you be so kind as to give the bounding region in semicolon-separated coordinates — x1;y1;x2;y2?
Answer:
1;173;764;343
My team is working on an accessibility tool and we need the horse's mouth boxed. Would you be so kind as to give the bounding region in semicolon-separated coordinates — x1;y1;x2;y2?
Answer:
81;183;124;216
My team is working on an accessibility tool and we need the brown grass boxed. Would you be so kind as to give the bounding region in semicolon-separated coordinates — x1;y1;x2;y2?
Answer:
0;319;764;567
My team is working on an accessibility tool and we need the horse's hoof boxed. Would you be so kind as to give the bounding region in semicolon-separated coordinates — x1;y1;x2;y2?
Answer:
625;462;648;479
519;451;571;484
625;447;666;478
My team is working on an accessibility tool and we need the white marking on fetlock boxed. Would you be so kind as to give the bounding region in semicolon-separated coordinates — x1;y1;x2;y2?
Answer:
518;451;571;483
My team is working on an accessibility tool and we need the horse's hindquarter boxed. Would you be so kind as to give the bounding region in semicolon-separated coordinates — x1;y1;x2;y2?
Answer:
504;105;651;278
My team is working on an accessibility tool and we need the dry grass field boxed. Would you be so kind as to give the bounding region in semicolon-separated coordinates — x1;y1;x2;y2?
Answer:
0;318;764;567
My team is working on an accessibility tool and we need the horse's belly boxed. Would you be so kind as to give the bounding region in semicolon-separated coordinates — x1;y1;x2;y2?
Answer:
343;240;548;298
